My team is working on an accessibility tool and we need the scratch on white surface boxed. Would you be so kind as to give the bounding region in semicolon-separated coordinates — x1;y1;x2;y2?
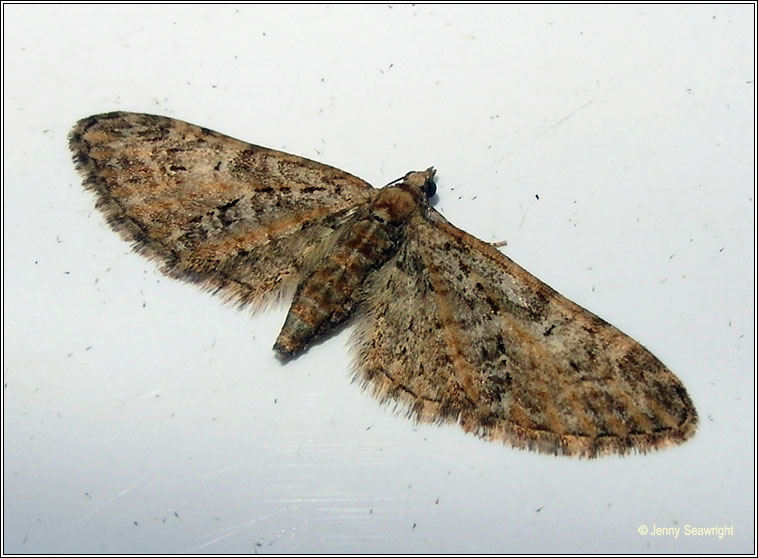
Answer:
22;524;31;545
462;83;622;186
263;497;398;505
138;385;173;399
71;474;150;527
200;460;257;479
190;529;238;551
189;508;295;552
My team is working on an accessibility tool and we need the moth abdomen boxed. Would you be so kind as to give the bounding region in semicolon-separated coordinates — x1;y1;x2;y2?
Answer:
274;203;409;357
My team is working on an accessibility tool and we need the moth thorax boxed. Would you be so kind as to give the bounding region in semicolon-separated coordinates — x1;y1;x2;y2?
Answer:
372;186;424;224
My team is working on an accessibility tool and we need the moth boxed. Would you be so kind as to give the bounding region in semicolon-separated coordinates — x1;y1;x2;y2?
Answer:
69;112;697;457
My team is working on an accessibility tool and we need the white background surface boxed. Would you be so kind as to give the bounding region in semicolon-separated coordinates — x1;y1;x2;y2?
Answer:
3;4;754;554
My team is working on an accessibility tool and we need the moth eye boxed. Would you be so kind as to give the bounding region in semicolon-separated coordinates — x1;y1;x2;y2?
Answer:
424;178;437;198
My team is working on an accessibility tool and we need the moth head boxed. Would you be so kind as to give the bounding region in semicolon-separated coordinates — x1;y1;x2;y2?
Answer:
400;167;437;199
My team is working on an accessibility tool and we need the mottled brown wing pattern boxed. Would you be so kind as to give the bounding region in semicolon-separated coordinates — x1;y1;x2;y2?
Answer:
353;217;697;457
70;112;375;307
71;112;695;457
